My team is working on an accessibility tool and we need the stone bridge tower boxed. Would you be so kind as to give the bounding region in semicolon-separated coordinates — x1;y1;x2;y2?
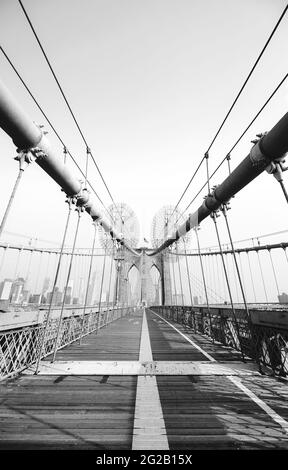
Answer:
114;249;172;307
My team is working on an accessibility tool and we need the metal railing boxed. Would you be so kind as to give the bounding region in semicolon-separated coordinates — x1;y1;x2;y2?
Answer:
150;305;288;378
0;306;131;380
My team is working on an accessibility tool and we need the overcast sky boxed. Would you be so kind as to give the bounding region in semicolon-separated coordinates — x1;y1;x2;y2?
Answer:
0;0;288;252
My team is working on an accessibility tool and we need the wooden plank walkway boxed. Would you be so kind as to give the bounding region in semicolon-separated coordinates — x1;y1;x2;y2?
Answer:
0;307;288;450
44;309;143;361
0;375;136;450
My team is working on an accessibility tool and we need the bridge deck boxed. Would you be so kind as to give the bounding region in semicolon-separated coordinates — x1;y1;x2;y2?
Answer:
0;308;288;450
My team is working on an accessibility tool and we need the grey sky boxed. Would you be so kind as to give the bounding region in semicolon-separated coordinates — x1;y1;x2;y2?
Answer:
0;0;288;252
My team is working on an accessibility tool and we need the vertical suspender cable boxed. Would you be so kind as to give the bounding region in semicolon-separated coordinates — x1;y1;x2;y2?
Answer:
171;250;178;307
246;251;257;303
237;252;247;300
0;154;27;239
25;247;35;294
194;228;209;307
43;251;51;300
79;222;97;343
52;206;82;362
183;239;193;306
34;251;43;295
0;247;7;277
256;251;269;303
35;200;73;373
96;236;108;331
221;205;251;320
214;253;223;301
211;213;245;360
13;247;23;279
176;244;185;305
194;227;213;338
268;249;280;298
106;242;115;325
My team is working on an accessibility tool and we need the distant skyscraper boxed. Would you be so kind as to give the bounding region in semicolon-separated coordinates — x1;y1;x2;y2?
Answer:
87;271;96;306
65;287;72;304
22;290;29;304
77;277;84;305
42;277;50;294
64;280;74;304
29;293;42;304
278;292;288;304
47;287;63;306
0;279;13;300
10;278;25;304
68;279;74;296
0;279;13;309
173;293;184;305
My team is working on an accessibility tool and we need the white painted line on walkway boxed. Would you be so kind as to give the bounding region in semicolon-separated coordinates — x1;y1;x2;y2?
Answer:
150;309;216;362
132;310;169;450
132;376;169;450
138;309;153;362
229;376;288;434
149;309;288;434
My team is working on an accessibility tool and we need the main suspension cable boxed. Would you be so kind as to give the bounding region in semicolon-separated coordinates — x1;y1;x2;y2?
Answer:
176;72;288;223
17;0;126;230
206;3;288;153
0;45;116;223
168;4;288;229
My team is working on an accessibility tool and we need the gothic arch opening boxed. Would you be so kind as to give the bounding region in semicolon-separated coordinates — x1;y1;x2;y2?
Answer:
150;264;162;305
127;264;141;306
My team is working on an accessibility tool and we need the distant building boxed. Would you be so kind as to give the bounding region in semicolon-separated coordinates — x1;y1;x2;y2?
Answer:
0;279;13;300
87;271;96;306
173;293;184;305
64;280;74;304
10;278;25;304
278;292;288;304
21;290;30;304
0;279;13;310
77;277;84;305
42;277;50;294
47;287;63;306
64;286;72;304
29;293;42;304
193;296;199;305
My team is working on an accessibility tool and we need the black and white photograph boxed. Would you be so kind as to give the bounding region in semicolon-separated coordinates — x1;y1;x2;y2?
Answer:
0;0;288;461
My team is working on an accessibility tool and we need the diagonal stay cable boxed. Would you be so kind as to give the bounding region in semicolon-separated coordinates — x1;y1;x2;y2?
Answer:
18;0;126;231
176;72;288;222
206;3;288;153
168;156;205;224
168;4;288;231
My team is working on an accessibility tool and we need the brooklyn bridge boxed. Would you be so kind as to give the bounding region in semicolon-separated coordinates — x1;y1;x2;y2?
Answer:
0;0;288;452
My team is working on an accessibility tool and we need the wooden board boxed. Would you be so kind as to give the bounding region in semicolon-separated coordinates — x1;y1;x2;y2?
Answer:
1;308;288;450
157;376;288;450
44;311;142;362
0;375;137;450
